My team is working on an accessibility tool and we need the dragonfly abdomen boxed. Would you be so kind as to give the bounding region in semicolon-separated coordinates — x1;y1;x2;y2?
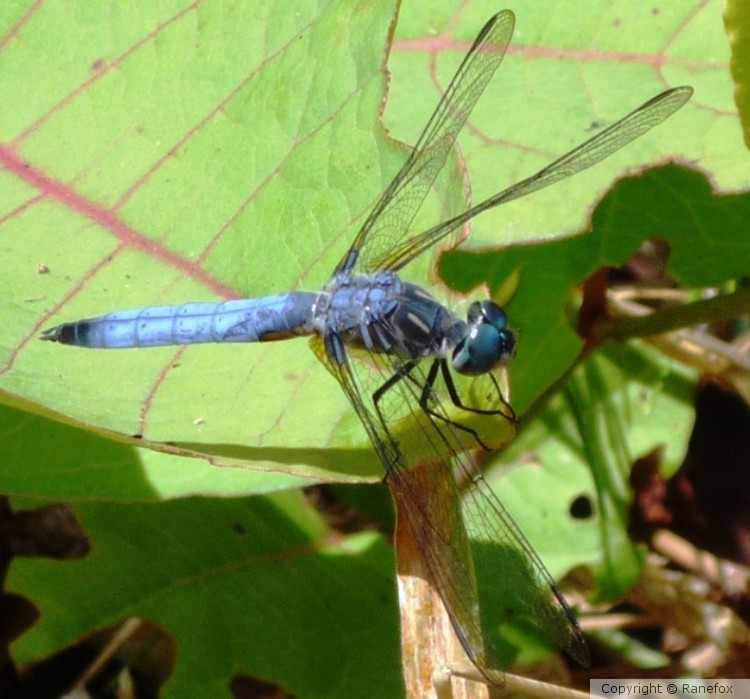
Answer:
41;293;320;349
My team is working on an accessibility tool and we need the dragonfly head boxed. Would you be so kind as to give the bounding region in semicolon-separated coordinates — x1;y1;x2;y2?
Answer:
451;300;515;376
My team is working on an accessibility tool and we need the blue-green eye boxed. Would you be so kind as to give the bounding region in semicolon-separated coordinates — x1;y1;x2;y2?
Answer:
451;301;515;376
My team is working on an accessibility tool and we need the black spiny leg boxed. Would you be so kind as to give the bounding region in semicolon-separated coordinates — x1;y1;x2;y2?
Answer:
437;360;516;424
372;358;420;438
372;358;511;453
417;359;497;452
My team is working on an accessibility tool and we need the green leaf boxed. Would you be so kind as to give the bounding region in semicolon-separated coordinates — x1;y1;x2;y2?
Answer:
2;0;734;476
1;0;403;479
389;0;741;250
0;400;313;500
7;493;402;699
725;0;750;147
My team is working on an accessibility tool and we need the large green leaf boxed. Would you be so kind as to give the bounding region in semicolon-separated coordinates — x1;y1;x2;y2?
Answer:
1;0;734;480
725;0;750;146
8;492;402;699
1;0;404;480
0;400;309;500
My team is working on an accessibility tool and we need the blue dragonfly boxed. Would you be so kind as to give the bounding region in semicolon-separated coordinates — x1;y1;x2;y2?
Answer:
43;10;692;680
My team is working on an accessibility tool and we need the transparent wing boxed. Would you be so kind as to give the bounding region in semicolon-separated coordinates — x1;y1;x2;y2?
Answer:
311;331;589;674
336;11;514;275
381;85;693;272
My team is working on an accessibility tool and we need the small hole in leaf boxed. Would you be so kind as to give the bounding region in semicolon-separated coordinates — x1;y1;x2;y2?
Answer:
570;494;594;520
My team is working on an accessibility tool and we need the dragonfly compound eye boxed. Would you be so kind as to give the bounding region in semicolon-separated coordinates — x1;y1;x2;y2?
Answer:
452;301;515;375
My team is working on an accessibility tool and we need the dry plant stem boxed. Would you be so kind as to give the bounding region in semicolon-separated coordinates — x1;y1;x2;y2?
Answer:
392;461;491;699
597;287;750;343
578;612;643;631
392;462;588;698
652;529;750;596
451;664;589;699
609;291;750;373
523;287;750;427
69;617;143;693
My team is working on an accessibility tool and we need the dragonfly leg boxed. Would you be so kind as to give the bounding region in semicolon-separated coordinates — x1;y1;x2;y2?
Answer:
372;358;507;453
418;359;496;452
438;361;516;424
371;358;485;451
371;358;420;437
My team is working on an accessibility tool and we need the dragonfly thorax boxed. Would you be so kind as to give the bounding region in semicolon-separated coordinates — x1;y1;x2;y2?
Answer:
318;272;461;361
449;300;515;376
318;273;514;374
